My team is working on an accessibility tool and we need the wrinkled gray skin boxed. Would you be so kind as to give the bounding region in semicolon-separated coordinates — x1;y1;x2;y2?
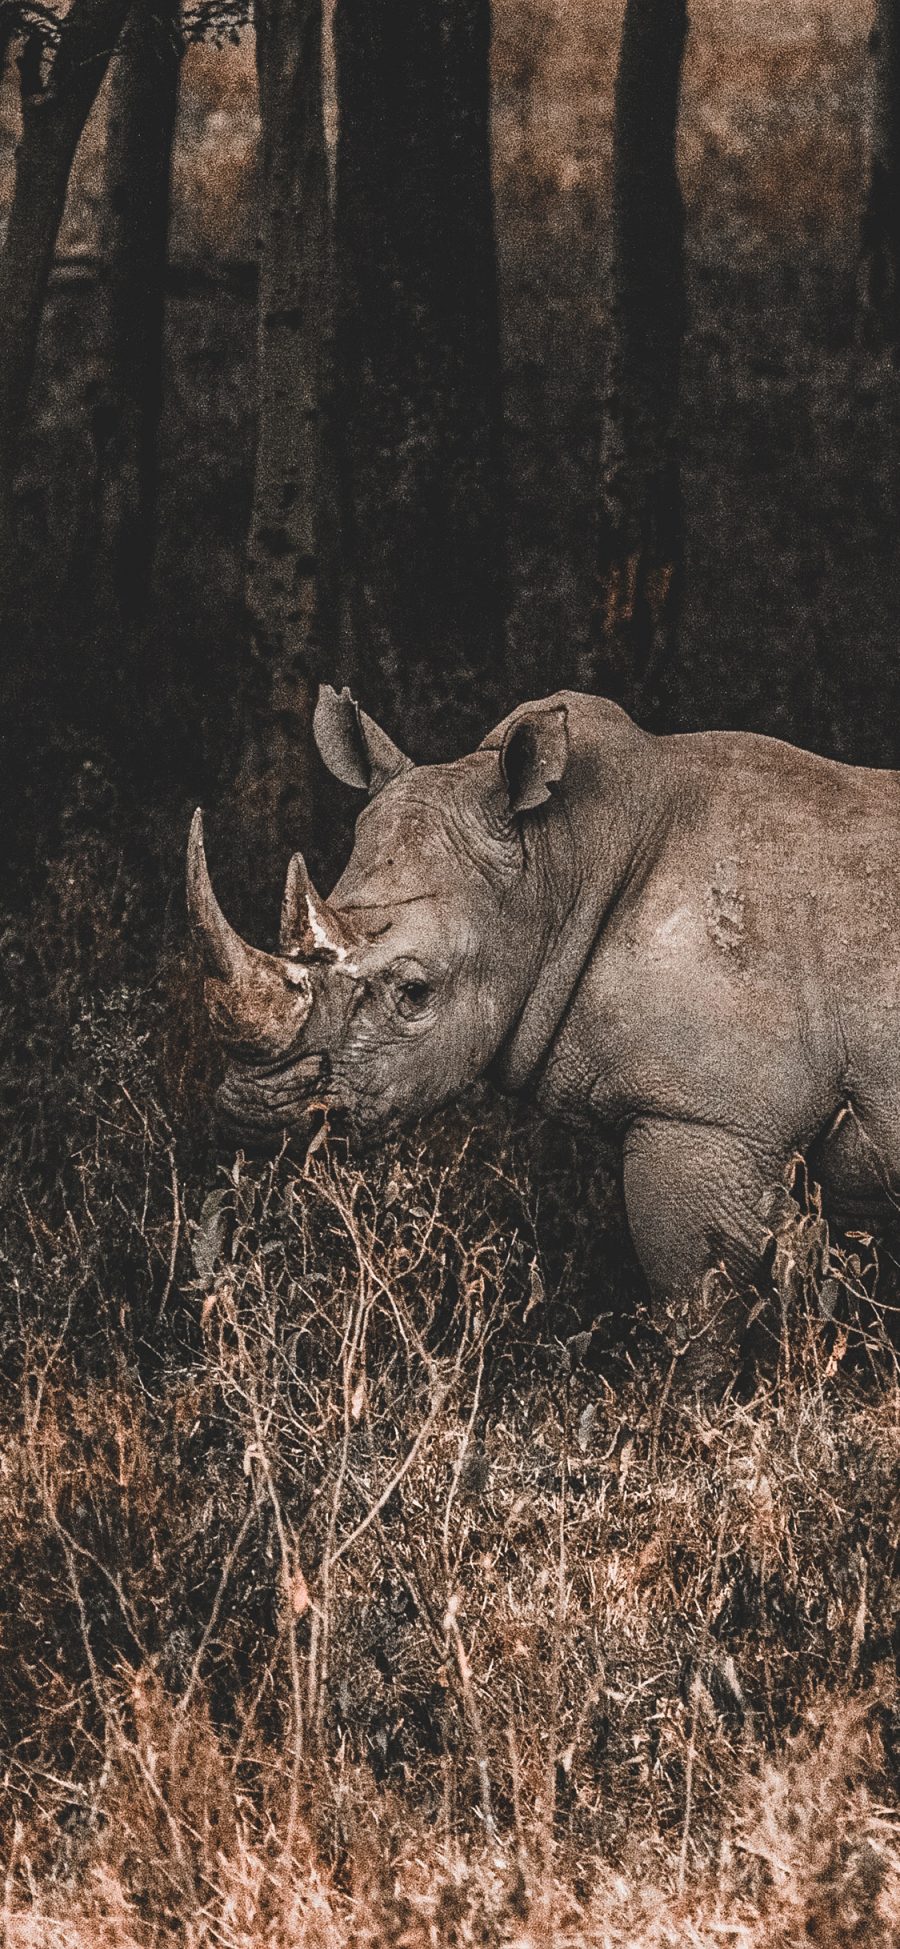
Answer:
188;686;900;1372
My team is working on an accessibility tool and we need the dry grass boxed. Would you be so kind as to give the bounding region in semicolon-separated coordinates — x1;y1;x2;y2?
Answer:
1;776;899;1946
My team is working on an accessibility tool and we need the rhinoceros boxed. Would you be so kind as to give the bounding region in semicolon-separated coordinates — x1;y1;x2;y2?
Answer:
188;685;900;1362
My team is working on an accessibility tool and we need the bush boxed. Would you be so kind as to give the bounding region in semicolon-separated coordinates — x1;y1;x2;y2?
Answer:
0;784;899;1946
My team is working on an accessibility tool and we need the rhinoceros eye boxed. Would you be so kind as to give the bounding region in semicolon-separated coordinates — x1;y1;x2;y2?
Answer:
395;976;433;1019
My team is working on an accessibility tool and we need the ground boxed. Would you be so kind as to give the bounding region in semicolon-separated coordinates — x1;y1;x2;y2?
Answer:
1;4;900;1944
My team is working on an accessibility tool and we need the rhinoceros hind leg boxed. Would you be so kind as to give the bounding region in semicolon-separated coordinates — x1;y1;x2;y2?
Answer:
622;1116;788;1398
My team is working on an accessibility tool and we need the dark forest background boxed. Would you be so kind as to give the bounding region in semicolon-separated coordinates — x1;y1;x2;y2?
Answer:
2;2;899;916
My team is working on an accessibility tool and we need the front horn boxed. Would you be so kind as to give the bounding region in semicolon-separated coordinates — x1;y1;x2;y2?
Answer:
186;809;258;982
187;810;317;1054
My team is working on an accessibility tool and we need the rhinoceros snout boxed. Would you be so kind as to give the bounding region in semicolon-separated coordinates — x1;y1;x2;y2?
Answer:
215;1050;331;1148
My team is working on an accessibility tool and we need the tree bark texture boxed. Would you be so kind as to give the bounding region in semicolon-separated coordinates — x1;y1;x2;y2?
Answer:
98;0;183;622
0;13;16;84
333;0;504;753
596;0;688;720
862;0;900;347
0;0;133;604
242;0;329;876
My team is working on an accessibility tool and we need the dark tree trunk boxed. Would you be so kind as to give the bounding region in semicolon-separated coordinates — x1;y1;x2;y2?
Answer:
98;0;183;623
0;0;133;607
333;0;504;753
0;14;16;84
596;0;688;720
241;0;330;884
862;0;900;346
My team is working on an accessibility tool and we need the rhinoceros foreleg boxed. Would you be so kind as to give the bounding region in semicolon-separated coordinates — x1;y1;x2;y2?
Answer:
622;1116;788;1396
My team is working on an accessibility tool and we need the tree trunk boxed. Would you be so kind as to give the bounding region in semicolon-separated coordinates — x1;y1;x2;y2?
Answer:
241;0;329;884
98;0;183;623
0;14;16;85
596;0;688;721
0;0;133;606
862;0;900;347
333;0;504;754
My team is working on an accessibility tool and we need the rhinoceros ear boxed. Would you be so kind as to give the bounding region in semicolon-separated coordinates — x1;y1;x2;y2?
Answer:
499;705;569;814
314;684;411;795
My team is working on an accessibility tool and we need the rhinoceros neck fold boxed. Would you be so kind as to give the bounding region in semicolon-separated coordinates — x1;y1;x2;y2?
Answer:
494;708;666;1095
495;878;620;1094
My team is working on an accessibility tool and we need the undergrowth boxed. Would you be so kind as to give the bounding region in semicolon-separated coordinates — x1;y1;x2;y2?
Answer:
1;774;899;1948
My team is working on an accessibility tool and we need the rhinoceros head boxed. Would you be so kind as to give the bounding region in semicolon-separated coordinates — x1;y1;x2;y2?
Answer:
187;686;570;1143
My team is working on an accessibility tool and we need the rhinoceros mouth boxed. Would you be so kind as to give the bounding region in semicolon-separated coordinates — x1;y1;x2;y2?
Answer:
216;1047;329;1131
216;1068;331;1142
225;1048;329;1088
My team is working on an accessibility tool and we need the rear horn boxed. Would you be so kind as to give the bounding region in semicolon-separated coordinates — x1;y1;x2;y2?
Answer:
279;849;357;963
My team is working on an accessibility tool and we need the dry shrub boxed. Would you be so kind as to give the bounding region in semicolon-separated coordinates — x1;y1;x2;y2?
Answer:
732;1699;900;1945
2;1711;899;1947
2;813;900;1945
